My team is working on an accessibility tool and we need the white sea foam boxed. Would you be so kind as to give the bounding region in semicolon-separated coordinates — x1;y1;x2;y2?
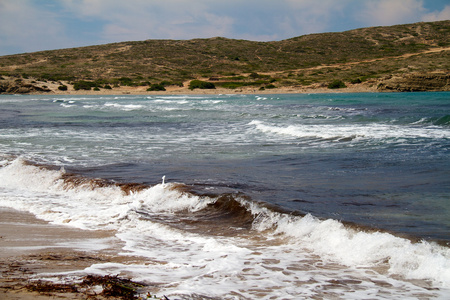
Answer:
60;103;76;108
250;120;450;142
249;207;450;288
103;102;144;111
1;158;449;298
153;99;189;104
0;159;212;228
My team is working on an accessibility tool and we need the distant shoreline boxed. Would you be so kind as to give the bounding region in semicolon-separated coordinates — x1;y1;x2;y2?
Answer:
0;76;380;96
2;72;449;96
43;87;380;96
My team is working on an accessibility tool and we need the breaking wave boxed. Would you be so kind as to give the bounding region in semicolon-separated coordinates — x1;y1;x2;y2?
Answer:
249;120;450;143
0;158;449;290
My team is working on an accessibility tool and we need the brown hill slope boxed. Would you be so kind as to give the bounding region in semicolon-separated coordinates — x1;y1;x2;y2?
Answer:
0;20;449;94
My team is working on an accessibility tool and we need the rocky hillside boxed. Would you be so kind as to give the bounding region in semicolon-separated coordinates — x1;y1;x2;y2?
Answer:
0;20;449;94
378;73;450;92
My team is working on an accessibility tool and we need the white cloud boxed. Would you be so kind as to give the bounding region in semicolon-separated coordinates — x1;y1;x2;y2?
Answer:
0;0;70;54
357;0;426;26
422;5;450;22
58;0;356;42
59;0;235;42
283;0;350;35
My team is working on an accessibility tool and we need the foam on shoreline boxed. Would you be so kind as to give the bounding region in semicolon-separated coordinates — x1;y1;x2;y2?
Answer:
0;207;120;258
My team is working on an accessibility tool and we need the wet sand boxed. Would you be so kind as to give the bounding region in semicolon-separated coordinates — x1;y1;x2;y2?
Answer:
0;208;150;299
0;208;119;258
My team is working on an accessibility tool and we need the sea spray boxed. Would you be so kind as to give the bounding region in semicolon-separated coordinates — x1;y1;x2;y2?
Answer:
250;208;450;287
0;159;214;228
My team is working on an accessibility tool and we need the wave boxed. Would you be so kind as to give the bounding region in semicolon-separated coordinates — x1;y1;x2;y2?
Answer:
52;97;227;113
249;120;450;142
0;158;449;289
412;115;450;126
253;212;450;287
148;95;213;100
103;103;145;111
435;115;450;126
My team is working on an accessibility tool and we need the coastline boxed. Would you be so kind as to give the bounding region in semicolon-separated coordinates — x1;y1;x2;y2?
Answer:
2;71;449;96
0;75;381;96
36;83;380;96
0;208;154;299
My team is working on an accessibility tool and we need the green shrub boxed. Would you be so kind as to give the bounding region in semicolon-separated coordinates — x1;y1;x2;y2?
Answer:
147;84;166;91
73;80;98;90
219;82;246;89
189;80;215;90
328;80;347;89
58;85;68;91
118;77;133;86
350;78;362;84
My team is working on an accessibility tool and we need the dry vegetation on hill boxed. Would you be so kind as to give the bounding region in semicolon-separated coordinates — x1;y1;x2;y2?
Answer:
0;20;449;94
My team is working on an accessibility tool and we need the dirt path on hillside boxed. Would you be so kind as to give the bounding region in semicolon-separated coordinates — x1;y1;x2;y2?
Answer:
263;46;450;76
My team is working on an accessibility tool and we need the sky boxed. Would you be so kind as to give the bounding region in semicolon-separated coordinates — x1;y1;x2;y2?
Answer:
0;0;449;56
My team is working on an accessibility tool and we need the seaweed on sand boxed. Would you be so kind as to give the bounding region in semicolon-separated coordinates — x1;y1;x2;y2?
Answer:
26;274;154;299
81;275;145;299
26;280;79;294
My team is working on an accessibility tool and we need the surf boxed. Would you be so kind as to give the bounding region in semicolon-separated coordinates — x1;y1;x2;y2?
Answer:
0;158;449;295
1;92;449;298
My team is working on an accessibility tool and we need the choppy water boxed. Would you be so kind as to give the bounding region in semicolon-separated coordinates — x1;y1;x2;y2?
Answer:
1;93;449;299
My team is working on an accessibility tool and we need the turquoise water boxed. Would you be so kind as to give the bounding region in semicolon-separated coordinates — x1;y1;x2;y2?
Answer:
1;92;450;298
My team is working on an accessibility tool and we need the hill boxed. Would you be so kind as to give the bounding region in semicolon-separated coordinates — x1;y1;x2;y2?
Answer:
0;20;449;94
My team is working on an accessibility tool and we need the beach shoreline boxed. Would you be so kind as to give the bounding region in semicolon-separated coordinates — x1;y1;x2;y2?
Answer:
0;75;381;96
37;83;380;96
0;208;155;299
2;71;449;96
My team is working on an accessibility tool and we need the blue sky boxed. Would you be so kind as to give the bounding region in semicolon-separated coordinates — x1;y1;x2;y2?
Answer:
0;0;449;56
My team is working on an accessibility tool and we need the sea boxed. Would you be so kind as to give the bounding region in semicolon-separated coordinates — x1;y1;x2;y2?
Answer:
0;92;449;299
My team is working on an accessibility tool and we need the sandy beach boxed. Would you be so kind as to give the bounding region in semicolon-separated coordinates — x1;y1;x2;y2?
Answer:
45;81;380;96
0;74;381;97
0;208;156;299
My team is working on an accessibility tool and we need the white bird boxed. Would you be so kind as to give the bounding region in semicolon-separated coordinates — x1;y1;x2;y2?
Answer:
162;175;166;185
